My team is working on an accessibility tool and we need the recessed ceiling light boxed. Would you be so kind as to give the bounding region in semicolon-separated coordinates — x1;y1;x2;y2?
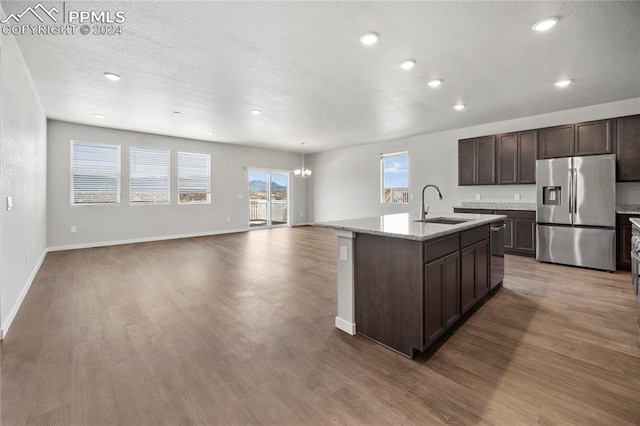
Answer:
532;17;558;32
428;79;442;88
554;79;572;87
251;109;261;115
359;32;379;45
400;60;416;70
205;131;214;135
103;72;121;81
172;111;181;115
453;104;466;111
93;113;104;118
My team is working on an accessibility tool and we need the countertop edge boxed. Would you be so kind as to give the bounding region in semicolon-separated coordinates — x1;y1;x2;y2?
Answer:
314;214;506;242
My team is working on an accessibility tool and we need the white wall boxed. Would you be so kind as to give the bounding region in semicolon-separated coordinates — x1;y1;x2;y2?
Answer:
0;29;48;337
310;98;640;223
47;120;310;249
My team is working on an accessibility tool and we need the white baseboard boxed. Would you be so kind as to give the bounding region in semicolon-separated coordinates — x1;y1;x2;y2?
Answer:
335;316;356;335
294;222;312;227
47;228;250;252
0;249;48;340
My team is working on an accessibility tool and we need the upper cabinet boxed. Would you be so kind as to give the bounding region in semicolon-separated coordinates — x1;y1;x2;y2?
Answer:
538;120;613;159
615;114;640;182
458;136;496;186
497;130;537;184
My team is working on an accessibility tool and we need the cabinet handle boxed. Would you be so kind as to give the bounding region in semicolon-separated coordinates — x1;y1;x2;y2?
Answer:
491;225;506;231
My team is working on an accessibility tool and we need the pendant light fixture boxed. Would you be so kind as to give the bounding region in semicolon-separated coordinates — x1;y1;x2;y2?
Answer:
294;142;312;178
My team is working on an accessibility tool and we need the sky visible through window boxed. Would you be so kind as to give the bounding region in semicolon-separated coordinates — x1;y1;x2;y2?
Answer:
383;155;408;188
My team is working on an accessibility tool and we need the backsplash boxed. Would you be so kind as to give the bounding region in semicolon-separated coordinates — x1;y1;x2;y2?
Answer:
459;201;537;211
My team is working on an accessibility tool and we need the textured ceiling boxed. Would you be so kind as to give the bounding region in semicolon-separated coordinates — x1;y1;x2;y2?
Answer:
2;1;639;153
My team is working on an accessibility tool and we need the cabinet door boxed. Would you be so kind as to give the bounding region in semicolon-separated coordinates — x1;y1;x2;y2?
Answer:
458;138;477;185
617;214;633;271
497;133;517;184
477;136;496;184
575;119;612;156
475;240;490;300
424;252;461;344
615;115;640;182
443;252;461;329
503;219;514;250
517;130;538;183
460;246;477;315
514;219;536;254
539;125;574;159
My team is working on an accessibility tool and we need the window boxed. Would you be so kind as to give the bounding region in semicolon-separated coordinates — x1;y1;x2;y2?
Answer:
71;140;121;205
381;152;409;204
178;151;211;204
130;146;170;205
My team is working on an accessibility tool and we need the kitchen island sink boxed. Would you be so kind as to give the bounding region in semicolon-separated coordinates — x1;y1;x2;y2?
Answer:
414;217;474;225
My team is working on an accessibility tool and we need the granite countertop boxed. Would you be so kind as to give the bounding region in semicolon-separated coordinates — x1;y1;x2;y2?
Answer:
314;212;506;242
457;201;536;211
616;204;640;215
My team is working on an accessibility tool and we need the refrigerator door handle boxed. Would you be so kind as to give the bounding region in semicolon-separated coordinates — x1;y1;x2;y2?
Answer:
573;167;578;214
568;168;574;224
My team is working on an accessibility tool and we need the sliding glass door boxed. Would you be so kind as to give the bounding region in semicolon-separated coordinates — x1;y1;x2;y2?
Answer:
248;171;289;228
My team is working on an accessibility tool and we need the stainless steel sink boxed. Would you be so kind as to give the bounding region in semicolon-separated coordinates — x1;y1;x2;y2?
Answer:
414;217;474;225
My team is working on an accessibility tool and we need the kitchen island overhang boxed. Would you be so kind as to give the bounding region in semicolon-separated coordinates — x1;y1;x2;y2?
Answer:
315;212;506;358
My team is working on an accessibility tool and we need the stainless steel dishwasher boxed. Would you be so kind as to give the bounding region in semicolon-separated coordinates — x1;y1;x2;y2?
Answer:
490;221;505;289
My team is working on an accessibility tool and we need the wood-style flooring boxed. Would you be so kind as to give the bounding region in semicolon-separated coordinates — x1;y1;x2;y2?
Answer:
1;226;639;425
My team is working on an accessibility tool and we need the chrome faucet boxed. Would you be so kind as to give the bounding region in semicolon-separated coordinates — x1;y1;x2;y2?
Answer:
421;184;444;220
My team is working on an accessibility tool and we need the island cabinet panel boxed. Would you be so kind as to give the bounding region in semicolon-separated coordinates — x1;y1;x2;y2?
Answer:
354;233;423;357
575;119;612;156
424;251;461;345
460;238;490;314
615;114;640;182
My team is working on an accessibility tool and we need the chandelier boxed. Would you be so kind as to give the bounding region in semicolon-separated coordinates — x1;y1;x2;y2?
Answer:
294;142;312;178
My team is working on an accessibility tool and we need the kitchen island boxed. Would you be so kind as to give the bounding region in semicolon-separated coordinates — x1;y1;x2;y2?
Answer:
315;212;506;358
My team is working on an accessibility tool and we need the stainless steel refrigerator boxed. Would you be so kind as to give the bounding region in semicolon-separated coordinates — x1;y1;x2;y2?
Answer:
536;154;616;271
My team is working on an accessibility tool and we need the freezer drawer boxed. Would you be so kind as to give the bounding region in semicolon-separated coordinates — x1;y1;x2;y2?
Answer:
536;225;616;271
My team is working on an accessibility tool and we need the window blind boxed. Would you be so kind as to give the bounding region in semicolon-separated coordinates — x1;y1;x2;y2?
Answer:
71;140;121;205
130;146;170;204
178;152;211;204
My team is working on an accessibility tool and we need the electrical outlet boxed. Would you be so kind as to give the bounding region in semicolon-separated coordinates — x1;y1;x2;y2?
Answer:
227;216;231;222
475;194;481;200
300;212;304;217
6;196;13;211
410;194;414;200
71;226;77;233
25;251;29;262
340;246;348;261
515;193;521;201
238;194;243;199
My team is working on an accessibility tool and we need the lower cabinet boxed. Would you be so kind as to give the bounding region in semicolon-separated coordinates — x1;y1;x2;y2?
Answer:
461;239;490;315
454;208;536;257
496;210;536;257
424;251;460;344
617;214;633;271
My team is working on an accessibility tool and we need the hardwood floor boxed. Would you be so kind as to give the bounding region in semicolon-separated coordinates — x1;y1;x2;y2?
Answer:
1;226;639;425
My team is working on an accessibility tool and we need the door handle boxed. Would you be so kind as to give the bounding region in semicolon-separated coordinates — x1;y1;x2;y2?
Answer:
491;225;506;231
568;168;573;222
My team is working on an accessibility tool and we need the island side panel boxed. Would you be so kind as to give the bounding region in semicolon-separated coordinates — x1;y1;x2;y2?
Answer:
354;233;423;357
335;230;356;334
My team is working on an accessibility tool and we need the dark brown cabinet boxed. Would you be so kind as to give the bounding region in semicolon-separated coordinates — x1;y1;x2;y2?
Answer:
496;210;536;257
454;208;536;257
461;239;489;315
497;130;537;184
458;136;496;185
617;214;633;271
615;114;640;182
539;120;613;160
575;119;612;156
424;252;460;344
538;124;575;159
